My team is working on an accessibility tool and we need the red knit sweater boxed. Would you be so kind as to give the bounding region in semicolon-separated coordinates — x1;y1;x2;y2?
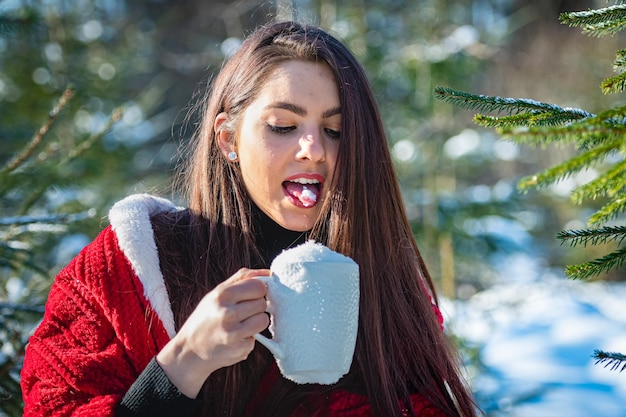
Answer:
21;194;446;417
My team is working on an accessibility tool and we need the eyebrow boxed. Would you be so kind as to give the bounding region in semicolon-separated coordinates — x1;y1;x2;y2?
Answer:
265;102;341;119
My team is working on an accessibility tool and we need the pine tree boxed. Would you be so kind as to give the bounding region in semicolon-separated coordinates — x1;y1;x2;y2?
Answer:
0;38;123;410
435;1;626;373
0;86;121;414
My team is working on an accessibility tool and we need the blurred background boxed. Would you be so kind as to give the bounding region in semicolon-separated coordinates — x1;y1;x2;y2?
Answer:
1;0;625;415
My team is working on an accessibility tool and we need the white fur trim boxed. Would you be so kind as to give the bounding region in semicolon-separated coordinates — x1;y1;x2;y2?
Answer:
109;194;180;338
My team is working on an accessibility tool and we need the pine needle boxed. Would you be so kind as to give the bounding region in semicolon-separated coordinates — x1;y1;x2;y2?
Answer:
571;159;626;203
565;246;626;279
474;110;587;128
582;19;626;37
612;49;626;71
59;107;123;165
594;350;626;372
557;226;626;247
516;137;621;191
588;102;626;120
0;10;40;35
433;86;591;117
589;196;626;226
1;88;74;175
0;211;96;227
495;102;626;148
602;72;626;94
560;4;626;37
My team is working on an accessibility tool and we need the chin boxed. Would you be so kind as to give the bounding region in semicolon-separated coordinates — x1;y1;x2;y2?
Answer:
281;221;313;232
279;213;316;232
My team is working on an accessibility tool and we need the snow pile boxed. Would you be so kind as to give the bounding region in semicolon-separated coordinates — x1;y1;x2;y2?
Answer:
447;277;626;417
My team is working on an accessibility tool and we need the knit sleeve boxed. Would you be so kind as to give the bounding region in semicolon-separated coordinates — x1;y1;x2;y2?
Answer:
21;226;171;417
115;357;200;416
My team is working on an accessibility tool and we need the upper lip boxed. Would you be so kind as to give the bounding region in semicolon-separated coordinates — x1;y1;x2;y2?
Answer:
283;173;325;184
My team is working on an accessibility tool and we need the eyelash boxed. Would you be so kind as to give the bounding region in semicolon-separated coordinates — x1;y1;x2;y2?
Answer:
267;124;295;134
266;124;341;140
325;128;341;140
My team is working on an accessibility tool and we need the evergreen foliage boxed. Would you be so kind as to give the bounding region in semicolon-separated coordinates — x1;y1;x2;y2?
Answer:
435;1;626;372
0;87;121;413
0;8;39;35
595;349;626;372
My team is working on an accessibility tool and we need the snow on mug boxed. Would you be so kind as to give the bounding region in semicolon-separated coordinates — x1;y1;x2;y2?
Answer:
254;240;360;384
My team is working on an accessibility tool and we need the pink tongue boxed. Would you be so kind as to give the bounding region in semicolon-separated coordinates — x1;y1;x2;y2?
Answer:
284;182;318;206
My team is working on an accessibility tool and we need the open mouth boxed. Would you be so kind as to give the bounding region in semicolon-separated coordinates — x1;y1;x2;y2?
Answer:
283;177;323;208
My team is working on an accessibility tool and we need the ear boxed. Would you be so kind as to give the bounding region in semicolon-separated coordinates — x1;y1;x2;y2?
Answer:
214;112;236;158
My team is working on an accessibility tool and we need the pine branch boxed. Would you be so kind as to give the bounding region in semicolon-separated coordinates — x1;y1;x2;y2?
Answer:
589;195;626;226
517;138;621;191
587;101;626;121
583;19;626;37
560;4;626;37
601;72;626;94
560;4;626;27
497;126;572;146
2;106;122;215
594;349;626;372
497;125;620;148
557;226;626;247
496;126;609;148
565;246;626;279
1;88;74;175
496;101;626;148
571;159;626;203
0;10;39;35
575;103;626;148
0;245;49;276
474;110;588;129
0;210;95;226
433;86;592;117
59;107;123;165
612;48;626;71
0;303;44;314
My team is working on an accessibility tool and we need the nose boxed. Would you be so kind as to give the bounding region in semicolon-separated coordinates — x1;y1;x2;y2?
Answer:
295;130;326;162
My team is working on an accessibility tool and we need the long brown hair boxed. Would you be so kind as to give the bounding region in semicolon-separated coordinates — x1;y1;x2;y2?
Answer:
161;21;478;417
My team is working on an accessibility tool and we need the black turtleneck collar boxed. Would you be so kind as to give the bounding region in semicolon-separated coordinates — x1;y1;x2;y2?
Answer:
252;203;308;267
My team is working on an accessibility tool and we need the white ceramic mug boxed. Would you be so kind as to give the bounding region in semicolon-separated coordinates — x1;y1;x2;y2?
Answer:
254;240;360;385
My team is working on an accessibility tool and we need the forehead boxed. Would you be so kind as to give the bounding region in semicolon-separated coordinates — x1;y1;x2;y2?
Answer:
255;60;339;103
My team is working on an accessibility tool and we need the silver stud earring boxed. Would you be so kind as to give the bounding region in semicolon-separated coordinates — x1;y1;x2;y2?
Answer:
227;151;238;161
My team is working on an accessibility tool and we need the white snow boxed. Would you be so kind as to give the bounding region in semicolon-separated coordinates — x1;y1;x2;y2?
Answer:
449;275;626;417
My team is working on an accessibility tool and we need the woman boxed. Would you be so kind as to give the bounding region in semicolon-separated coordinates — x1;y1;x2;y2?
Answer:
21;22;479;417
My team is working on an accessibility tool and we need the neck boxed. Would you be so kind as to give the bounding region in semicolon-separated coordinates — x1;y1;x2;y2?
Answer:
252;205;308;266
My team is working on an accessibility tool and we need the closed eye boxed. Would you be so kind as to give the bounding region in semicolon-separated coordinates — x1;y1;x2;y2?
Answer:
267;124;296;134
325;128;341;140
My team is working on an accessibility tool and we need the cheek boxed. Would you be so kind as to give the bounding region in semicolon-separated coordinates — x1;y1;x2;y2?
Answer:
239;149;275;190
328;142;340;168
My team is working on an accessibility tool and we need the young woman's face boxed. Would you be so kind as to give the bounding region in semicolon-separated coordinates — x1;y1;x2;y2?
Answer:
229;60;341;232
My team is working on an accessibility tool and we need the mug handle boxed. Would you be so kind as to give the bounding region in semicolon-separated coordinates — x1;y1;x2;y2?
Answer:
254;275;283;359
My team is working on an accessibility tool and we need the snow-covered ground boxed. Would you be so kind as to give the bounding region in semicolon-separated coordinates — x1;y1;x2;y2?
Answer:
448;274;626;417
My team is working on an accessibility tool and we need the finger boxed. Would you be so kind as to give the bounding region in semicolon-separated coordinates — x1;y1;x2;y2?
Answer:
221;310;269;348
234;298;267;321
218;276;268;305
227;268;270;285
220;298;267;335
240;311;271;336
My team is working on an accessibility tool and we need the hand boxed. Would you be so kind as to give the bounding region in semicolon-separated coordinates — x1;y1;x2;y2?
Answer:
156;268;270;398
